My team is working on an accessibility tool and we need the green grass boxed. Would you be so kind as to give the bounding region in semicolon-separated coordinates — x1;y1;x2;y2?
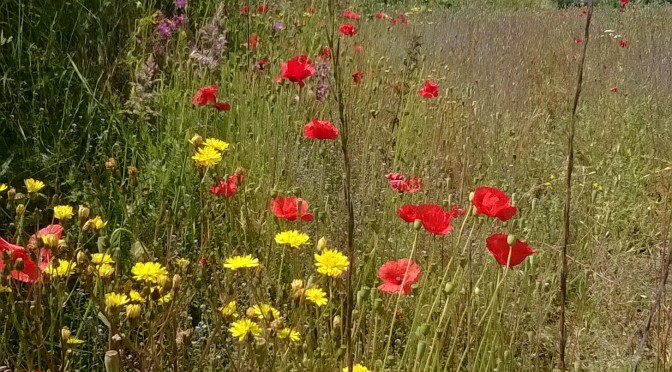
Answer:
1;0;671;371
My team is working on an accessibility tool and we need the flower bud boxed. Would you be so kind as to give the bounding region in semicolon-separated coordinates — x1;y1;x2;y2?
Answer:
14;258;24;271
172;274;182;291
61;328;72;341
356;287;370;307
58;239;68;250
416;340;427;361
76;251;87;264
7;187;16;201
444;281;454;294
16;204;25;217
270;189;279;198
126;304;142;319
468;191;475;202
316;237;327;252
507;234;516;246
78;205;90;223
332;315;342;329
413;219;422;230
42;234;59;249
373;298;383;312
415;324;430;337
189;134;203;147
105;158;117;172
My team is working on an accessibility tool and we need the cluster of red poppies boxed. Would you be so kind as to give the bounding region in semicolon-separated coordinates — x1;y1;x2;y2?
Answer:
0;225;63;283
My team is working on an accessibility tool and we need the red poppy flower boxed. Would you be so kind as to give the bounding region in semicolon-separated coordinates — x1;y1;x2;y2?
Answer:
574;37;583;44
354;44;363;53
307;5;314;14
485;233;537;267
319;47;331;59
339;23;358;37
256;58;271;70
375;11;387;19
385;173;422;193
304;119;338;140
240;5;249;15
619;40;628;48
395;83;404;93
210;175;238;198
415;204;453;235
343;10;360;20
214;101;231;111
397;204;418;223
394;13;408;25
257;4;269;13
377;258;421;295
418;81;438;98
192;86;219;106
0;226;60;283
447;204;467;218
280;55;316;88
610;85;618;93
270;196;314;222
243;34;259;50
472;186;517;221
352;70;363;84
620;0;629;5
198;255;209;266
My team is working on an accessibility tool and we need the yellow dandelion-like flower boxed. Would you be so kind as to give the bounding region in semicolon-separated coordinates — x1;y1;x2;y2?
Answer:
97;263;115;278
342;364;370;372
175;257;190;270
129;290;146;303
44;260;77;278
0;184;7;193
126;303;142;319
53;205;74;221
220;301;238;318
305;287;328;307
204;138;230;152
132;262;168;284
105;292;129;311
64;334;85;347
277;327;301;342
274;230;310;249
314;249;349;278
223;255;259;271
249;304;280;320
83;216;107;231
91;253;115;265
24;178;45;193
0;285;12;293
192;145;222;167
229;319;262;342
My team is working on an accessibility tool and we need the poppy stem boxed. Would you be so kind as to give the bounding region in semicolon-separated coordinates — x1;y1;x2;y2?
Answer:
561;1;594;370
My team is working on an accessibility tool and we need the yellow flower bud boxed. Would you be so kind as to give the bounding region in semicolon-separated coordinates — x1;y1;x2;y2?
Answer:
316;237;327;252
126;304;142;319
16;204;25;217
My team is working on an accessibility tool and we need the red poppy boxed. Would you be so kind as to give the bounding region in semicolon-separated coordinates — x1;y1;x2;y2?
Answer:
198;255;209;266
304;119;338;140
375;11;387;19
395;83;404;93
354;44;363;53
619;40;628;48
343;10;360;20
339;23;358;37
257;4;269;13
270;196;314;222
280;55;316;88
240;5;249;15
210;175;238;198
319;47;331;60
574;37;583;44
394;13;408;25
415;204;453;235
610;85;618;93
447;204;467;218
472;186;517;221
620;0;629;5
397;204;418;223
192;86;219;106
256;58;271;70
0;225;63;283
352;70;363;84
385;173;422;193
307;5;314;14
214;101;231;111
243;34;259;50
377;258;421;295
418;81;438;98
485;234;537;267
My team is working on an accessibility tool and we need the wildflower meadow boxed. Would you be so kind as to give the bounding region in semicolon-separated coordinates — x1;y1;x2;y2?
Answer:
1;0;672;371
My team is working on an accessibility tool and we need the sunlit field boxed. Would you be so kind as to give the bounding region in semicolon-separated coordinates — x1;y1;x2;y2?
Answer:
1;0;672;371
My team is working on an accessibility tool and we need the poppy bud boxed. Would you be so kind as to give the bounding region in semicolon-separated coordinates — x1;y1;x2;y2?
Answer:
444;281;454;294
332;315;342;328
270;189;278;198
416;340;427;361
507;234;516;246
7;187;16;201
373;298;383;312
78;205;90;223
413;219;422;230
316;237;327;252
292;187;301;197
16;204;25;217
14;258;24;271
189;134;204;147
356;287;369;306
469;191;475;201
415;324;430;337
474;286;481;295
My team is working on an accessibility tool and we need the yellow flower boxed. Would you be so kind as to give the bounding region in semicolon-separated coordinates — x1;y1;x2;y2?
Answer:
61;328;85;347
132;262;168;284
97;263;115;278
277;327;301;342
129;290;146;303
158;291;171;305
175;257;190;270
229;319;262;342
274;230;310;248
223;255;259;270
91;253;115;265
343;364;370;372
220;301;238;318
126;303;142;319
44;260;77;278
53;205;74;221
305;287;328;307
83;216;107;231
105;292;129;310
192;146;222;167
249;304;280;320
0;184;7;193
314;249;349;278
0;285;11;293
24;178;45;193
204;138;230;152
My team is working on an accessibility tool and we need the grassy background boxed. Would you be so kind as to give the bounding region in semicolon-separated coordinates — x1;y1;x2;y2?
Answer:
1;0;672;370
